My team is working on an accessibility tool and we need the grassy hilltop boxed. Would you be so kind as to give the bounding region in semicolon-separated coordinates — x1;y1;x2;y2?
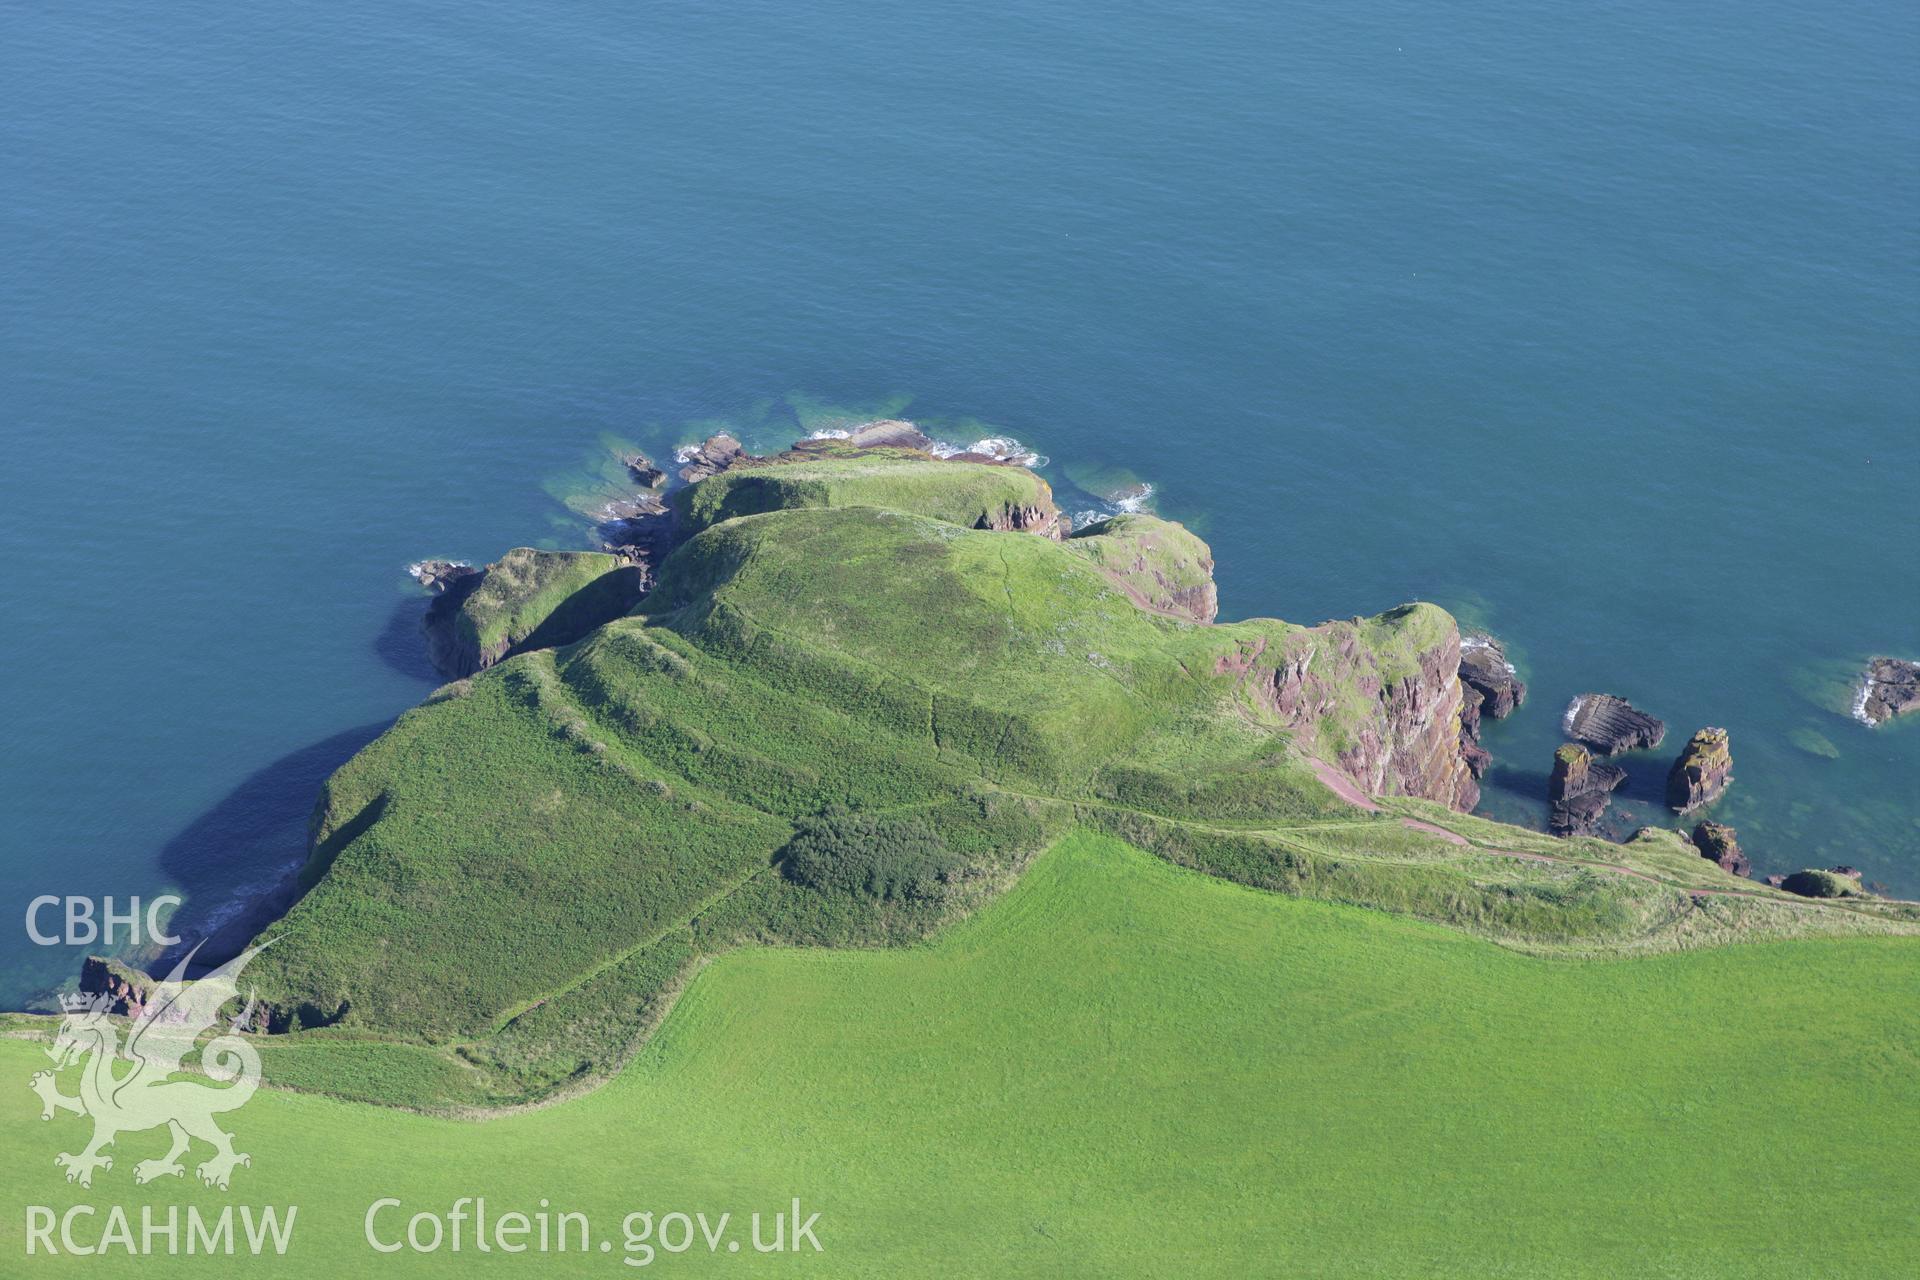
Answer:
214;450;1919;1110
671;446;1059;534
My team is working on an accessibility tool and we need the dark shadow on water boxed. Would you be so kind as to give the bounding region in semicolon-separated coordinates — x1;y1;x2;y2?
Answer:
148;723;392;975
372;595;440;683
1484;763;1550;800
1481;757;1674;847
1609;752;1671;809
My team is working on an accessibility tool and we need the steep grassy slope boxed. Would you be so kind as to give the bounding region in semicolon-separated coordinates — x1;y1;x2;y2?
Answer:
1064;512;1218;621
428;547;646;676
10;836;1917;1278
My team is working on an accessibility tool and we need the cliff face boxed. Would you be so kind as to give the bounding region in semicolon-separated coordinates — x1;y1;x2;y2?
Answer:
1224;605;1480;812
977;501;1067;540
1331;623;1480;813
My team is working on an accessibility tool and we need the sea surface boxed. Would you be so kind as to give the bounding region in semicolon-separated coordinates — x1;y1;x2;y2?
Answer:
2;1;1915;1004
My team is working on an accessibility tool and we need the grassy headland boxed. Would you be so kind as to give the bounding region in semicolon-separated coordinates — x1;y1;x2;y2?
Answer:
179;451;1917;1110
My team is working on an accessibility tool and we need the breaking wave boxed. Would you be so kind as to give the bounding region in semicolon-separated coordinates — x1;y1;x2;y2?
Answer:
1851;674;1875;726
1561;694;1588;735
927;435;1047;468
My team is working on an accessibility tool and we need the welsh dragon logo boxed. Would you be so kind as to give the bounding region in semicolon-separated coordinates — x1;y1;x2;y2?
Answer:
31;944;266;1190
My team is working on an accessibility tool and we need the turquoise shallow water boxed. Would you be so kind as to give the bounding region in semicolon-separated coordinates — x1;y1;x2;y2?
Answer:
2;1;1915;1004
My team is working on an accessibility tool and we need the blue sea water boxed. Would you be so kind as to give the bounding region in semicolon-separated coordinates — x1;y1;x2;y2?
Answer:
2;1;1915;1004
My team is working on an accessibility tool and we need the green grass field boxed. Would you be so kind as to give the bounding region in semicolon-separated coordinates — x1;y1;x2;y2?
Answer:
8;833;1916;1277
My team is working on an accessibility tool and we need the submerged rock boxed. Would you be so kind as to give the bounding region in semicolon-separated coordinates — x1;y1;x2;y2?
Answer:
1788;726;1841;759
1689;820;1749;878
1666;727;1733;813
844;419;935;451
603;493;667;523
1548;742;1627;837
1562;693;1666;755
1458;634;1527;720
1855;656;1920;726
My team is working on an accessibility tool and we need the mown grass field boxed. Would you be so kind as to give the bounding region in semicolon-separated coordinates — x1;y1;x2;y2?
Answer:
7;833;1916;1277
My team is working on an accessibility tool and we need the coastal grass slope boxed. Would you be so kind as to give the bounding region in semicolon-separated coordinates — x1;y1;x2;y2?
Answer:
431;547;646;677
212;455;1919;1107
8;835;1917;1277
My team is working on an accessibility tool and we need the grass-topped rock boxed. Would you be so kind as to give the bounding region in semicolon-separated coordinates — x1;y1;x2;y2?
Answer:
671;440;1065;538
423;547;646;677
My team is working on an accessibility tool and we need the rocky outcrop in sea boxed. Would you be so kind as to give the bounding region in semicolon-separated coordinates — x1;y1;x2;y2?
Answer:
1459;634;1527;719
1667;727;1733;814
1455;632;1523;780
1562;693;1666;755
1855;656;1919;726
1548;742;1627;837
622;452;666;487
676;432;747;483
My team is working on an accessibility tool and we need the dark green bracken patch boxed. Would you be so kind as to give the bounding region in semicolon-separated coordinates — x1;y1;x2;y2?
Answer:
1781;869;1863;899
780;807;965;901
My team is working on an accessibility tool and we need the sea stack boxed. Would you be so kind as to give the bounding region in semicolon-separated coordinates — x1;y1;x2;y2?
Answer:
1548;742;1627;837
1562;693;1666;755
1689;820;1748;878
1666;727;1733;813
